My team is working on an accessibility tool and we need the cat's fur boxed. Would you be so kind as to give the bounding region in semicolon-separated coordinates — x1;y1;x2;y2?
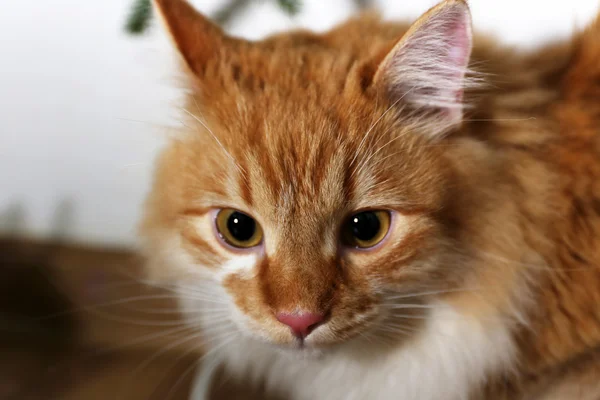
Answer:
141;0;600;398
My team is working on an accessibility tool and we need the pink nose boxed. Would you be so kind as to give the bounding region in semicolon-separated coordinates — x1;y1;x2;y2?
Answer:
276;312;325;339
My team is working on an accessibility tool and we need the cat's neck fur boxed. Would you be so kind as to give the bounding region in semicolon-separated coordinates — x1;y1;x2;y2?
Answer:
449;19;600;396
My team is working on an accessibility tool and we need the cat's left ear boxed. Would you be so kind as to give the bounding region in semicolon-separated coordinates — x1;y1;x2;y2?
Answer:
373;0;473;138
153;0;237;77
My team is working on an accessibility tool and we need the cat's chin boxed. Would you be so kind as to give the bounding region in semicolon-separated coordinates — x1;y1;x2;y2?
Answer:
270;342;328;360
244;334;333;359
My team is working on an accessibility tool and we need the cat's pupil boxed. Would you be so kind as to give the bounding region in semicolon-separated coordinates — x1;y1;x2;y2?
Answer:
350;212;381;241
227;212;256;242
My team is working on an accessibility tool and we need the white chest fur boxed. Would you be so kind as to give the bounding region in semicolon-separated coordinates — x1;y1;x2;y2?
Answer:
190;302;515;400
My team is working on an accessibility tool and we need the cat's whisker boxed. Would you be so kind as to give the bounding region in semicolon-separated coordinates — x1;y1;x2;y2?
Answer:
165;333;240;400
146;344;201;400
81;308;189;327
174;283;229;297
465;117;537;122
120;330;236;400
193;308;231;316
116;330;207;400
385;308;526;325
199;319;235;329
122;307;187;315
386;314;431;320
384;287;481;300
94;324;199;356
377;324;419;335
370;327;416;346
353;125;402;178
197;319;237;331
178;297;229;305
473;249;588;271
28;293;186;321
382;304;438;309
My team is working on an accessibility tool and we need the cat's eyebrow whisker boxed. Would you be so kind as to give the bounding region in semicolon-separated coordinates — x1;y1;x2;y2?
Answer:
349;88;413;172
181;106;246;178
190;98;252;198
353;130;408;179
352;124;400;179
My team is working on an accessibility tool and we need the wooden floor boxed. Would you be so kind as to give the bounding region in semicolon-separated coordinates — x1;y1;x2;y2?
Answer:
0;238;283;400
0;238;202;399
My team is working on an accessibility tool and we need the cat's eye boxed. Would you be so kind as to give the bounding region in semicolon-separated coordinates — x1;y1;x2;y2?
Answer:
342;210;391;249
215;209;263;249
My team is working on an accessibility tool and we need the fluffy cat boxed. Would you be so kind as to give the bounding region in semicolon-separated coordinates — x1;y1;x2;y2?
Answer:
140;0;600;398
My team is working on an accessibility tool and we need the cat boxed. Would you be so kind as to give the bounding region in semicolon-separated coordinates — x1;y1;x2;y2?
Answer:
140;0;600;399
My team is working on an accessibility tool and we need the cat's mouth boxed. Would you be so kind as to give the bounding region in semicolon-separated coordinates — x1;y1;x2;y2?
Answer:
270;338;328;359
264;314;378;352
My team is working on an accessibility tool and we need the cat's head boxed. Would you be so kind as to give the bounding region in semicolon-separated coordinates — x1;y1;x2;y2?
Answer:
141;0;483;353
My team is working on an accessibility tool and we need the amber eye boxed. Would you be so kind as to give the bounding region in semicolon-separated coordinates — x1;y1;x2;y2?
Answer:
342;210;391;249
215;209;263;248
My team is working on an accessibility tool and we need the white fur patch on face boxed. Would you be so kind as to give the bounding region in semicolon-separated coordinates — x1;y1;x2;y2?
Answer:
214;253;258;282
191;301;516;400
185;213;260;281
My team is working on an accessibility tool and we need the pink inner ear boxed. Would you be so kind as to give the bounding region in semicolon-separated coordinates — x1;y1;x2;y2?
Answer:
446;17;471;104
376;2;474;135
448;18;471;66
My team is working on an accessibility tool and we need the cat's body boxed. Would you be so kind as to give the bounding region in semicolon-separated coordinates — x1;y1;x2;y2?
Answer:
142;1;600;399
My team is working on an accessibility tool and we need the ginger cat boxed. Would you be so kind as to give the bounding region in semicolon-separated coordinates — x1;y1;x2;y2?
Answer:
140;0;600;398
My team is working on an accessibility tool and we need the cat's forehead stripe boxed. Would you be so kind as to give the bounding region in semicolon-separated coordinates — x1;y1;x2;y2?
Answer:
241;134;356;215
237;156;254;207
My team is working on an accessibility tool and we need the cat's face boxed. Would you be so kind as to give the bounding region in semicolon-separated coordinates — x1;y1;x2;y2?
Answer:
142;0;474;352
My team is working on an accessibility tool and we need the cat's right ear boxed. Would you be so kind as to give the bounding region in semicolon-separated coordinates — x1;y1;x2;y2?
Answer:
153;0;233;76
372;0;473;138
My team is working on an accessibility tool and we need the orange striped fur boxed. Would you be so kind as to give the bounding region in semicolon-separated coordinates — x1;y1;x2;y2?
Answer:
140;1;600;398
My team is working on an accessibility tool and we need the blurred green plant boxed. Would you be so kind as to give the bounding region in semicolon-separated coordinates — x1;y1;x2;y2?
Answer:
125;0;303;35
125;0;154;34
125;0;374;35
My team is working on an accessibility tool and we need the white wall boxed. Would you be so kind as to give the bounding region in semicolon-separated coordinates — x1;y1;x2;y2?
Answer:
0;0;598;247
